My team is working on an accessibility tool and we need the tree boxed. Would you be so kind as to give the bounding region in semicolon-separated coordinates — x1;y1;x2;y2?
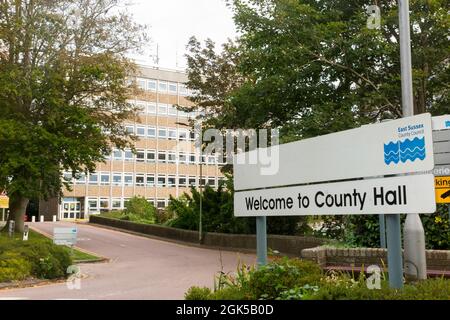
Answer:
186;0;449;139
0;0;148;231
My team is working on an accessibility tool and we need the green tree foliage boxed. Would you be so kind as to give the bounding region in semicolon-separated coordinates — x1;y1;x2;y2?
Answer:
0;0;148;231
123;196;157;224
186;0;449;138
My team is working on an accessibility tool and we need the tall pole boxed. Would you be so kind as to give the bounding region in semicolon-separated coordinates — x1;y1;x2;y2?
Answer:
256;216;267;267
199;162;203;243
386;214;403;288
379;214;386;248
398;0;427;283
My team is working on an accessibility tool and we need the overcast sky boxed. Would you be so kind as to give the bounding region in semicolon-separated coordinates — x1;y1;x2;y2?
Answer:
128;0;237;70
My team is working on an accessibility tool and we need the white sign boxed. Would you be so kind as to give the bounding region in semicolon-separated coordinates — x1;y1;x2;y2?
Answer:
234;113;434;191
53;227;77;246
234;174;436;217
432;115;450;131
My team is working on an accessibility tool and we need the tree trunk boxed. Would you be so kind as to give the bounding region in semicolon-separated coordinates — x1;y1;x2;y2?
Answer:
8;193;29;233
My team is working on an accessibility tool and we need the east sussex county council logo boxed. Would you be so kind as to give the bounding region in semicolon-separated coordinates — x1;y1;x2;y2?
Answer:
384;137;426;165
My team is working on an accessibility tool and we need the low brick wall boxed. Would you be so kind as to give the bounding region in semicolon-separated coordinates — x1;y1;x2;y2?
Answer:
89;215;324;255
301;246;450;271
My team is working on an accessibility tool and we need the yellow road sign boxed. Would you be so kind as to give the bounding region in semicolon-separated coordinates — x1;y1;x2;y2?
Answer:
0;196;9;209
434;176;450;203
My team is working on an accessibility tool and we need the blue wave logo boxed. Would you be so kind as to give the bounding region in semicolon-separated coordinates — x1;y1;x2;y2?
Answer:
384;137;426;165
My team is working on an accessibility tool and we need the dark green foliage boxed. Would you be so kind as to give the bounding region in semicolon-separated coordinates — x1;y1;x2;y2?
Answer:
315;207;450;249
185;258;450;300
248;258;323;299
0;232;72;282
184;286;212;300
168;176;311;235
168;184;254;234
421;205;450;250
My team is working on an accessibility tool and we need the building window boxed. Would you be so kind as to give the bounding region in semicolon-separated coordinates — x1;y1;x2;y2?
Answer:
136;149;145;162
158;151;166;163
178;176;187;187
167;175;176;187
157;175;166;187
179;152;187;164
136;126;146;137
189;154;196;164
135;173;145;186
147;126;156;138
157;199;166;209
137;78;146;90
125;125;134;134
112;173;122;186
178;129;187;141
168;128;177;140
189;131;196;141
147;103;156;114
158;128;167;139
188;176;197;187
88;198;99;213
88;173;98;185
124;149;134;162
168;105;178;116
167;152;177;163
168;82;177;94
100;172;110;185
146;174;155;187
147;79;157;91
124;173;133;186
63;172;73;183
99;198;110;212
112;198;122;210
136;101;146;114
147;198;155;206
177;108;188;118
113;149;123;161
158;81;168;92
200;155;207;164
158;103;168;115
207;177;216;187
179;84;188;96
207;156;216;165
146;150;156;163
75;173;86;185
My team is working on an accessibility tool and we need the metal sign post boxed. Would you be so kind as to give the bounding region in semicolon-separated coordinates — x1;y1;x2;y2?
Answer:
256;216;267;267
379;214;386;248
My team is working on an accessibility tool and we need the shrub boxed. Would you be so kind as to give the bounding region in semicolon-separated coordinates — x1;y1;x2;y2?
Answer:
184;286;212;300
247;258;323;299
0;232;72;282
123;196;157;223
168;175;311;235
0;252;32;282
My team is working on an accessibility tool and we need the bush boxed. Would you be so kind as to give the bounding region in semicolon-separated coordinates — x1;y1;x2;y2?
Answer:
0;252;32;282
184;286;212;300
248;258;323;299
168;175;311;235
0;232;73;282
315;206;450;249
186;258;450;300
123;196;157;223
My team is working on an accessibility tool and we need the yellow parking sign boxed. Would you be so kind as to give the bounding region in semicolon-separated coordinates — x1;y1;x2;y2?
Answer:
435;176;450;203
